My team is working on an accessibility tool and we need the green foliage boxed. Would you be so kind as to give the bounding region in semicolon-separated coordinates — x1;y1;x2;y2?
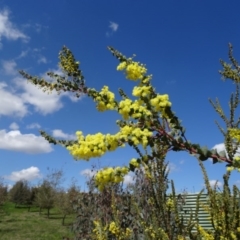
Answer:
9;180;31;207
35;169;64;218
71;183;123;239
68;145;186;239
18;44;240;239
197;159;240;239
19;48;235;168
36;180;55;218
55;182;81;225
0;178;7;207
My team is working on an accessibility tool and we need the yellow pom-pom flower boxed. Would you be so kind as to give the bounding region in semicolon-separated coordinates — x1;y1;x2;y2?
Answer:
95;86;116;112
94;166;130;191
117;60;147;81
130;158;140;168
67;132;119;160
116;61;127;71
132;85;152;98
228;128;240;142
125;62;147;81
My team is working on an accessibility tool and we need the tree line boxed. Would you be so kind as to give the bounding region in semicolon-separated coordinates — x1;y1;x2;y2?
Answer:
0;169;80;226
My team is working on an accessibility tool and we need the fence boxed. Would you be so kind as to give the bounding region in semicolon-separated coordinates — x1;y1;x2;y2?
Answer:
177;193;213;232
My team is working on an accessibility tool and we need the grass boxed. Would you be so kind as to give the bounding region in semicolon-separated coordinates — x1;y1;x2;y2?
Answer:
0;202;75;240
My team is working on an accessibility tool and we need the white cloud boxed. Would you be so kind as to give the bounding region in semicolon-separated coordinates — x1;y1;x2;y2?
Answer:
37;56;47;64
0;129;53;154
166;162;178;172
179;160;185;164
52;129;76;140
65;92;85;102
9;122;19;130
17;49;29;59
106;21;119;37
5;166;41;182
212;143;240;158
0;66;83;118
0;82;28;117
39;68;83;102
40;67;63;82
80;169;97;178
23;23;48;33
123;173;134;185
212;143;226;154
15;77;64;115
109;21;119;32
166;80;176;85
35;23;43;33
0;9;29;44
235;180;240;186
26;123;41;129
2;60;17;75
209;180;222;188
33;47;43;52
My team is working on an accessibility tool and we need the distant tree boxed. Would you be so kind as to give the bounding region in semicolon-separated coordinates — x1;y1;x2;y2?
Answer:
0;177;7;206
46;168;65;190
36;180;55;218
27;186;39;211
35;169;64;218
55;182;80;225
9;180;31;207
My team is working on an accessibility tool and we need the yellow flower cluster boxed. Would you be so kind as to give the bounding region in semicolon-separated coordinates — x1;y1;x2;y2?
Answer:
144;225;169;239
130;158;140;168
67;131;119;160
218;234;236;240
227;129;240;170
230;233;237;240
92;220;132;240
95;86;116;112
109;222;119;235
117;61;147;81
144;226;156;239
147;197;154;205
150;94;172;112
109;221;132;239
228;128;240;142
157;228;170;240
197;226;214;240
141;75;152;84
166;198;174;210
118;99;152;120
140;163;153;179
118;99;132;119
227;156;240;172
92;220;107;240
95;166;129;191
201;202;239;239
67;124;152;161
117;61;127;71
177;236;185;240
59;47;80;75
119;125;153;148
132;85;152;98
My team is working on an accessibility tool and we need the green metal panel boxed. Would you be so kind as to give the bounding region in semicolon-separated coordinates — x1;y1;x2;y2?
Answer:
179;193;213;231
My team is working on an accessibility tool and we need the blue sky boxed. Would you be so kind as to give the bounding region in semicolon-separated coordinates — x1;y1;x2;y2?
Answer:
1;0;240;192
